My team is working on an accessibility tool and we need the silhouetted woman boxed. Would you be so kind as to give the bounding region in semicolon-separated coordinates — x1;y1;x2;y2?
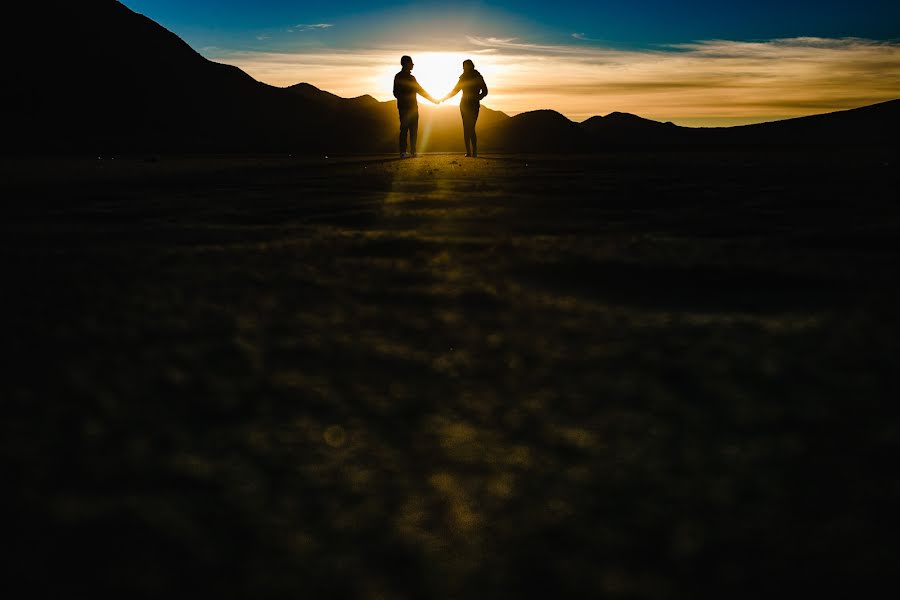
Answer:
442;60;488;157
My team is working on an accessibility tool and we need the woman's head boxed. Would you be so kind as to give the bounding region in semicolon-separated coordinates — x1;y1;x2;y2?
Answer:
462;59;475;73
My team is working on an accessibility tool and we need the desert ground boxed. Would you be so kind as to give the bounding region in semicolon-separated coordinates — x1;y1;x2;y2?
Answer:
3;149;899;597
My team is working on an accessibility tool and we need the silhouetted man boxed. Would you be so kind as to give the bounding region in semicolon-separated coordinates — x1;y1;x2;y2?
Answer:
393;55;439;158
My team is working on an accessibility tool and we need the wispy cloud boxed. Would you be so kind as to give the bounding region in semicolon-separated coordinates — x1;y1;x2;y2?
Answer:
466;36;581;54
571;33;607;43
469;37;516;46
209;36;900;125
289;23;334;33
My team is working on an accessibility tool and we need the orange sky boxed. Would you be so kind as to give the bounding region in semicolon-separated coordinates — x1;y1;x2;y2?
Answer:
206;37;900;126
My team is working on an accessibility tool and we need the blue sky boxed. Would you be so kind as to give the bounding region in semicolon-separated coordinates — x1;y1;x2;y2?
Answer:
124;1;900;45
121;1;900;124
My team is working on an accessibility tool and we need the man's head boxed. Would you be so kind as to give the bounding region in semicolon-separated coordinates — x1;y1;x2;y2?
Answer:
401;55;414;72
462;59;475;73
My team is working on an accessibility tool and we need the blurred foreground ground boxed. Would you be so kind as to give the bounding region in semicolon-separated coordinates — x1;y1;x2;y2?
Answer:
3;150;900;597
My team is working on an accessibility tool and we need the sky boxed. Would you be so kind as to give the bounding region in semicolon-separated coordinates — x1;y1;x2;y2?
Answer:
122;0;900;125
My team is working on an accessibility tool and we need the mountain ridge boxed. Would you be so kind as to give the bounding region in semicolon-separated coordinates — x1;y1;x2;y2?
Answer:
4;1;898;153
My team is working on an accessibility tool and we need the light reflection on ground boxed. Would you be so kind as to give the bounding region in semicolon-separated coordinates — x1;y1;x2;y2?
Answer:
4;151;899;596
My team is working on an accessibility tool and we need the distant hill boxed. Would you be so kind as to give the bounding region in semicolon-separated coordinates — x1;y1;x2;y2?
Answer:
481;110;589;152
7;1;289;152
582;112;678;133
4;1;898;154
696;99;900;145
486;101;900;150
580;113;682;145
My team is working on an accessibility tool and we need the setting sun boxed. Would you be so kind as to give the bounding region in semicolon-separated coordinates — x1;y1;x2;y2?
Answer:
387;52;495;106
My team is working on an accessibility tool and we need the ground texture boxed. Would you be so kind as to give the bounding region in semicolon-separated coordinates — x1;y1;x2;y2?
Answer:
3;150;900;597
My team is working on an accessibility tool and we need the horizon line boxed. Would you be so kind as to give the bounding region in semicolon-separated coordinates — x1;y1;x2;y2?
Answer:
198;35;900;127
266;79;900;130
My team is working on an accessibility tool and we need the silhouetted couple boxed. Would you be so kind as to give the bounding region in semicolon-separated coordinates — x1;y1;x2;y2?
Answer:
393;55;489;158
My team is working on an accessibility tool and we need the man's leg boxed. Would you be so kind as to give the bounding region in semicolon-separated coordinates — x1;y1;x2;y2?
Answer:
398;110;408;155
409;112;419;156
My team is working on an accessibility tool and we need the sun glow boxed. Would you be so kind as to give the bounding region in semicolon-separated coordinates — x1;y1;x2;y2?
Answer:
395;52;491;106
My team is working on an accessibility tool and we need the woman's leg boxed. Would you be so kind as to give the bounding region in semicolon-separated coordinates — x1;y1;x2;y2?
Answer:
461;103;479;156
460;105;472;155
469;104;480;156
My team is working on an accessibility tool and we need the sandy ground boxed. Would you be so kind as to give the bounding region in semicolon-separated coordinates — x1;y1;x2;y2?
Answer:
3;150;900;597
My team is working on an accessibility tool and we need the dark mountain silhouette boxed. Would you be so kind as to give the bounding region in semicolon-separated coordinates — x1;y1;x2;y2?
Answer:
580;112;681;145
481;110;589;152
5;1;898;154
581;112;678;134
7;1;289;152
695;99;900;145
286;83;381;111
483;101;900;150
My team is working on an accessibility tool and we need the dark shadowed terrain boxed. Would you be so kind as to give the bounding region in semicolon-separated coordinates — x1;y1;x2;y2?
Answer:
3;148;899;598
